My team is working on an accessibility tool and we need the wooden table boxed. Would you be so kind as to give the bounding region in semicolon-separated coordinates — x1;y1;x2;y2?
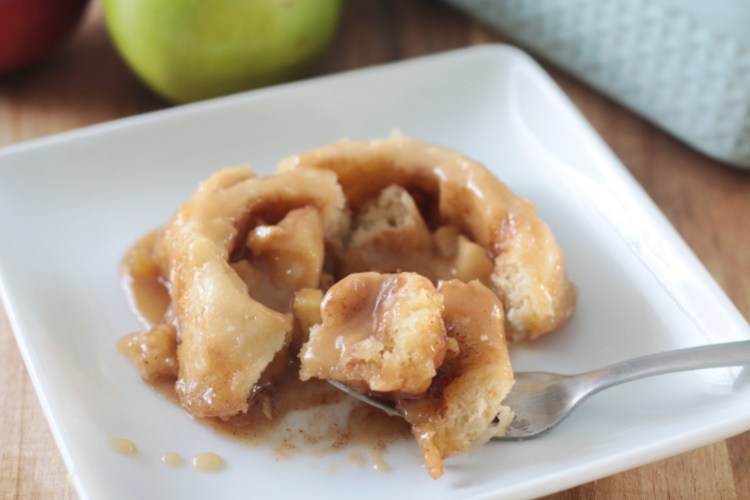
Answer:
2;2;749;498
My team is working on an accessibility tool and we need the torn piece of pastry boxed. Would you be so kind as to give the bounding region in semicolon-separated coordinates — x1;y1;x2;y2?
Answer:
299;273;514;479
300;272;448;394
279;135;577;341
397;279;514;479
150;165;347;419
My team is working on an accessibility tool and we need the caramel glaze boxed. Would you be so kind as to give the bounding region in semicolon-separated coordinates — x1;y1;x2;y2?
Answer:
192;452;224;472
160;451;183;467
109;438;137;456
202;362;410;461
118;230;178;383
117;147;540;471
147;355;410;461
118;216;495;467
121;235;410;460
299;274;403;383
120;230;171;328
299;272;448;395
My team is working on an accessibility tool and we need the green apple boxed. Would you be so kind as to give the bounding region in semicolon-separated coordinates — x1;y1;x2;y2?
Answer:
102;0;342;103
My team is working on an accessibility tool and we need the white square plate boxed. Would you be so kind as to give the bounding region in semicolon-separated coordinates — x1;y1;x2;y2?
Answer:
2;45;749;500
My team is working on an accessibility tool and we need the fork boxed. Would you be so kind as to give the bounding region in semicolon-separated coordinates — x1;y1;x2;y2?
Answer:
330;340;750;440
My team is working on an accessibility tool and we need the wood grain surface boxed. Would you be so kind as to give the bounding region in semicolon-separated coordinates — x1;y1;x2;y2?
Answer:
2;2;749;498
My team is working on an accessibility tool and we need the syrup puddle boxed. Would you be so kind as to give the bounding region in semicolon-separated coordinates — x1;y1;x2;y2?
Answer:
109;439;137;456
160;451;183;467
192;452;224;472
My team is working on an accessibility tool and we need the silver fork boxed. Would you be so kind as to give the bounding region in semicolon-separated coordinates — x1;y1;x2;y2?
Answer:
330;340;750;440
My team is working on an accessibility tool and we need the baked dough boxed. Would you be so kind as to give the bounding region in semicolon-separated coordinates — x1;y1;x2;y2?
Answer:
153;165;347;419
298;273;514;479
299;272;449;394
279;135;577;341
398;279;514;479
119;135;576;478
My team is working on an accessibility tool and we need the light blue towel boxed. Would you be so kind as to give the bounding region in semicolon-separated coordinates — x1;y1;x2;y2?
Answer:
446;0;750;169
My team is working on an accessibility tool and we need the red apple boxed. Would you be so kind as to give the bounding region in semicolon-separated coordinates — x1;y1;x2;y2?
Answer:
0;0;90;75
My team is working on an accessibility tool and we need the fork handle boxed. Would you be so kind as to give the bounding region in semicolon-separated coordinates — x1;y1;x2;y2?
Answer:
582;339;750;396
